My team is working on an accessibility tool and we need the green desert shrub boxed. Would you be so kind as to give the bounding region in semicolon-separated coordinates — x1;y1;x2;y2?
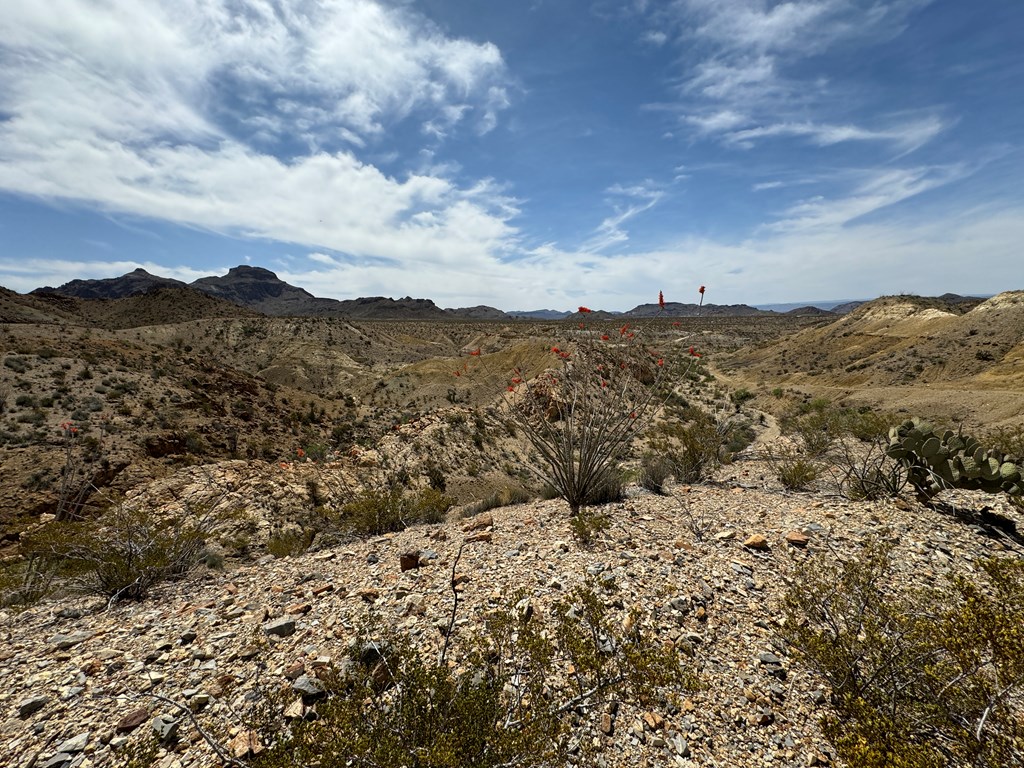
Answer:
765;445;819;490
248;585;691;768
340;486;454;536
18;504;214;601
657;414;725;484
782;539;1024;768
639;452;674;494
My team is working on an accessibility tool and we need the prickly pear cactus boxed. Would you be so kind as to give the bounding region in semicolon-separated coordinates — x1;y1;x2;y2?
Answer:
886;418;1024;501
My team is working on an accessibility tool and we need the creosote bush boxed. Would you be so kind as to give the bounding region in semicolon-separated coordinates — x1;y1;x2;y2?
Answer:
18;503;215;601
782;538;1024;768
765;445;819;490
339;486;454;536
246;584;692;768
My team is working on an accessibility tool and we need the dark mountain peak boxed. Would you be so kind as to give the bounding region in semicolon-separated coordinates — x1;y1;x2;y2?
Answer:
32;269;185;300
190;266;314;313
224;265;280;279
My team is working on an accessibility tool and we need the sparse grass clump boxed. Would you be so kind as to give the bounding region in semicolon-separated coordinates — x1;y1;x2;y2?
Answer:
462;485;532;517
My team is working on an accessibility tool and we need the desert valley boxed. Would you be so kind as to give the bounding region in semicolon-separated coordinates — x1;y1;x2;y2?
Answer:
1;269;1023;768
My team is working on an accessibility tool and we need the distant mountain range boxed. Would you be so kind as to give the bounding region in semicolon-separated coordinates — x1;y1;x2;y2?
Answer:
27;265;986;321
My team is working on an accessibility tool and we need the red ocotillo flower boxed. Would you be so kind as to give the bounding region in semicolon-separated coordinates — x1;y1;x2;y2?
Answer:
620;323;630;336
601;334;610;341
578;306;592;313
657;358;664;366
658;290;665;309
689;346;701;357
699;285;705;295
470;348;482;356
296;447;306;459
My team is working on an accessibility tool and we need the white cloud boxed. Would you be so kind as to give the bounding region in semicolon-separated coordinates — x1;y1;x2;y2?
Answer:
0;0;518;273
661;0;940;150
725;115;945;150
582;182;665;252
767;164;969;232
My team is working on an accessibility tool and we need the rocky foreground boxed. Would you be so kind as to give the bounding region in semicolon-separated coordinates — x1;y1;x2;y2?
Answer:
2;463;1020;768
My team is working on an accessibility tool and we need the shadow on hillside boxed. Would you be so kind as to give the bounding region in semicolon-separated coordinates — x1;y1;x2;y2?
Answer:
929;499;1024;549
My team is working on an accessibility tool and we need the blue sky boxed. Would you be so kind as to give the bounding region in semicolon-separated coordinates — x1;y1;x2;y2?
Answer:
1;0;1022;311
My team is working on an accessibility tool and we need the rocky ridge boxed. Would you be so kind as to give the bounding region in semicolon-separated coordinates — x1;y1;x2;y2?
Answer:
2;460;1020;768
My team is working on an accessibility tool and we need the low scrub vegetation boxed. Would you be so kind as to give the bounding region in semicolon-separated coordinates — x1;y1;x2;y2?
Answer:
782;538;1024;768
339;486;454;536
13;502;215;603
197;584;691;768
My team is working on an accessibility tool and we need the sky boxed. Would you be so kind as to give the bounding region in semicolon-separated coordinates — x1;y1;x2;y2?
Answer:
1;0;1022;311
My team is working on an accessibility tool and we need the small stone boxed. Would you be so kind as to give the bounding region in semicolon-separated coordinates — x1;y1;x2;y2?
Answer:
49;632;91;650
672;735;690;757
286;602;312;615
463;512;494;531
642;711;665;731
283;699;305;719
465;531;492;543
292;675;326;701
55;733;89;754
264;617;296;638
115;708;149;734
399;551;421;571
714;529;736;541
40;753;73;768
366;552;379;565
357;588;380;602
743;534;769;550
151;715;180;743
17;695;49;719
179;630;198;645
601;712;614;735
283;661;305;680
785;530;810;547
229;730;264;759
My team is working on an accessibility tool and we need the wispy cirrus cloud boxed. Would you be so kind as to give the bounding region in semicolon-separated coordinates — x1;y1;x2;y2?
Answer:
725;115;945;151
582;182;666;252
650;0;940;149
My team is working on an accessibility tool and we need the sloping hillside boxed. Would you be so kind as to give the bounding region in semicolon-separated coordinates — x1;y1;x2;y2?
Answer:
715;291;1024;427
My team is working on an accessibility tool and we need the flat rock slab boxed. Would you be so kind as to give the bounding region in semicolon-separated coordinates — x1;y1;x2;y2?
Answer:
48;632;91;650
263;617;296;637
